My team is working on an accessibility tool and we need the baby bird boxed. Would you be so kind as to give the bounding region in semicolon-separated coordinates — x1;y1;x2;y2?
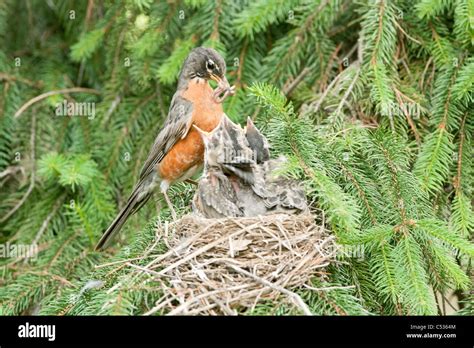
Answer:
244;117;270;164
192;120;243;218
193;115;308;218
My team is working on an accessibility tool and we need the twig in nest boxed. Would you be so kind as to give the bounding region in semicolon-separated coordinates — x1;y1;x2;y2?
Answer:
157;220;262;275
224;263;312;315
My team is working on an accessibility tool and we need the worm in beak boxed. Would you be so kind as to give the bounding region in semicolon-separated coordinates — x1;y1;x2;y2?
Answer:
211;74;235;103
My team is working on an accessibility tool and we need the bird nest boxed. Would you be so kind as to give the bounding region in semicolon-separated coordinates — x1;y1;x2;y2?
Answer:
139;210;337;315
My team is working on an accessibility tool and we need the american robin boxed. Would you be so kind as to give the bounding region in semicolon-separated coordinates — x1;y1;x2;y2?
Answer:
192;122;243;218
96;47;234;250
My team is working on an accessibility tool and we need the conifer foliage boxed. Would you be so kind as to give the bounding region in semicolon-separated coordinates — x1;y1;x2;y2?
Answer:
0;0;472;315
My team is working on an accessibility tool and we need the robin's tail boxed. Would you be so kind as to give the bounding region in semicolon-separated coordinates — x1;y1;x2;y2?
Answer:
95;184;152;251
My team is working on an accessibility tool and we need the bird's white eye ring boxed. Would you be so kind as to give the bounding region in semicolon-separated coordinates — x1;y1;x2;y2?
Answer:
206;60;215;70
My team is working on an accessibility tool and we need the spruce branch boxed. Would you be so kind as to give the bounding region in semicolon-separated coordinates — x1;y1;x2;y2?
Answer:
1;114;36;223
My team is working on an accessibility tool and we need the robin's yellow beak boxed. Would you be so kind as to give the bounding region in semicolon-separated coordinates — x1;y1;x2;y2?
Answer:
210;74;230;90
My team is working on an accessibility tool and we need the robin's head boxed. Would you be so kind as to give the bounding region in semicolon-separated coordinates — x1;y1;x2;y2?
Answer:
221;116;254;166
245;117;270;164
193;124;224;170
179;47;235;102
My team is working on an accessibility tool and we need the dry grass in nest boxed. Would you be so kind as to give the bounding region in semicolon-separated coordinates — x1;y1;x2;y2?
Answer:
130;211;337;315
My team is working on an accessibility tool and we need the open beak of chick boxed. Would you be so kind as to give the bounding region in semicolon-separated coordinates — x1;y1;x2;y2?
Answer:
210;74;235;103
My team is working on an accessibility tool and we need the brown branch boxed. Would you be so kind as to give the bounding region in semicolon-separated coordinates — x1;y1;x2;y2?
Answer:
0;166;25;183
85;0;95;28
319;42;343;92
235;39;248;88
453;112;468;192
332;67;360;118
14;87;101;119
312;72;342;114
370;0;386;65
394;19;422;45
419;56;433;92
210;0;222;41
283;67;310;96
394;87;421;145
32;193;67;245
0;73;43;89
47;229;82;270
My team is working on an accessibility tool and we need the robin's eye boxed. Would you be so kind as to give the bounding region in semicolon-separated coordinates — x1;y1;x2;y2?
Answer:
206;61;215;70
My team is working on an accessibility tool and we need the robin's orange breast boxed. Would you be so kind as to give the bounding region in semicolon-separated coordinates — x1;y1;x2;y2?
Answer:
158;79;223;182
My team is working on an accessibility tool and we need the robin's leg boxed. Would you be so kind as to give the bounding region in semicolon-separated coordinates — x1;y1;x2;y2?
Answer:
163;191;178;220
160;180;177;220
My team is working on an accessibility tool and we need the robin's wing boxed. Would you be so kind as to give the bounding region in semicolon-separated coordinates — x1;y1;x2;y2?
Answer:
139;94;193;182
